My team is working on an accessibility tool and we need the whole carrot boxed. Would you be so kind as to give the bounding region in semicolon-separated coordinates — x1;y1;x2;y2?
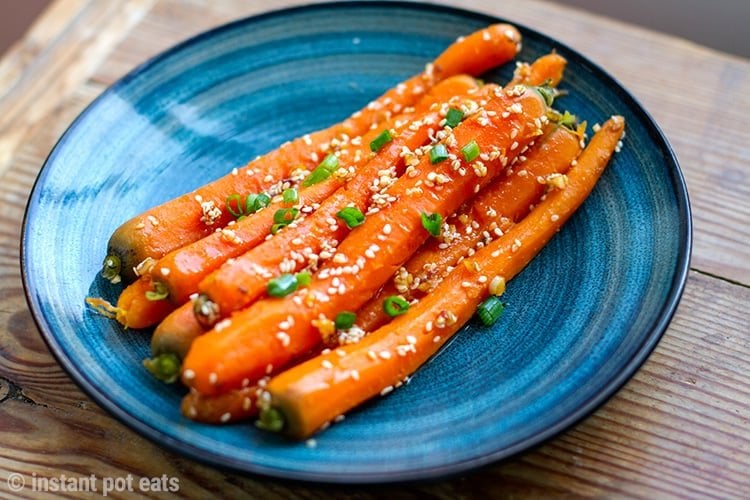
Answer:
261;116;626;438
102;25;522;284
182;84;551;396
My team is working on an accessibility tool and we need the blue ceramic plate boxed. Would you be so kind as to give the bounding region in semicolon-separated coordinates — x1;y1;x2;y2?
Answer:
22;1;690;483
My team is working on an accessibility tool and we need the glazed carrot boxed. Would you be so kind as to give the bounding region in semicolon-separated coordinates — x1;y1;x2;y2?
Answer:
182;84;550;396
261;116;625;438
102;25;522;284
357;123;582;331
149;75;481;307
196;78;484;321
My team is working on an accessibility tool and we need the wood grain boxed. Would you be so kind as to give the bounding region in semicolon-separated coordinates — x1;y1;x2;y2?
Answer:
0;0;749;497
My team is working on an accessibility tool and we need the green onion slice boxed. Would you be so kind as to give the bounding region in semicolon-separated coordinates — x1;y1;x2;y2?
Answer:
476;296;505;326
369;129;393;152
302;154;339;187
445;107;465;128
421;212;442;237
460;140;480;162
336;206;365;228
429;144;449;164
295;271;312;287
282;188;298;205
383;295;410;317
226;194;244;217
145;281;169;301
334;311;357;330
267;274;299;298
274;208;299;225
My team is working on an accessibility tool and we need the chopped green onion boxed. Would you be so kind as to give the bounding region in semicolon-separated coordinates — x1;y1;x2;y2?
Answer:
476;296;505;326
226;194;244;217
334;311;357;330
559;110;577;129
302;154;339;187
445;107;465;128
383;295;410;317
429;144;449;164
274;208;299;224
267;274;298;298
254;193;271;211
282;188;298;205
271;208;299;234
145;281;169;301
460;140;480;162
295;271;312;287
536;84;556;107
336;206;365;228
369;129;393;152
421;212;442;237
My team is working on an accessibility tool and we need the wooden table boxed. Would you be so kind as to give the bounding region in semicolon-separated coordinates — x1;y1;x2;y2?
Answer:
1;0;748;497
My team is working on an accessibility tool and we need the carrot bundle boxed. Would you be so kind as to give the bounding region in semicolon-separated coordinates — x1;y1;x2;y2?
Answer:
262;116;625;438
102;24;522;284
109;75;482;336
139;52;568;383
181;83;551;396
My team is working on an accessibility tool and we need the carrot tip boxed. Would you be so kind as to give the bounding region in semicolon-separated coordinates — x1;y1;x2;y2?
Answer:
101;255;122;284
193;294;220;328
85;296;122;320
143;353;181;384
255;406;285;433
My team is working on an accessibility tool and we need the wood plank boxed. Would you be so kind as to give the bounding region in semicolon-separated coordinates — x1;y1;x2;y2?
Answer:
0;0;156;176
1;0;748;497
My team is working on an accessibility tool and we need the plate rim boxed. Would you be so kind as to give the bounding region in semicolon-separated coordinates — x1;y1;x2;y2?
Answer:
20;0;692;484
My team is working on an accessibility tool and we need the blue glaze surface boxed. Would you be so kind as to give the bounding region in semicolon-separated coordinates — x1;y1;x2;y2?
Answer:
21;1;691;483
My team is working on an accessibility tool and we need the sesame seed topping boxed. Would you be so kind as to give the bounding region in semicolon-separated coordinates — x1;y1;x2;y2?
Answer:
379;350;392;360
220;412;231;423
209;372;218;385
183;369;195;380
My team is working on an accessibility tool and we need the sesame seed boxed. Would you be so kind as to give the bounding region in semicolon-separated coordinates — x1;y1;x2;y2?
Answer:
368;350;377;360
433;335;442;343
220;412;231;423
380;385;394;396
276;332;291;347
406;335;417;345
160;267;170;276
322;359;334;370
425;321;433;332
551;214;560;222
379;350;392;360
183;369;195;380
209;372;218;385
306;439;317;448
242;397;252;411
